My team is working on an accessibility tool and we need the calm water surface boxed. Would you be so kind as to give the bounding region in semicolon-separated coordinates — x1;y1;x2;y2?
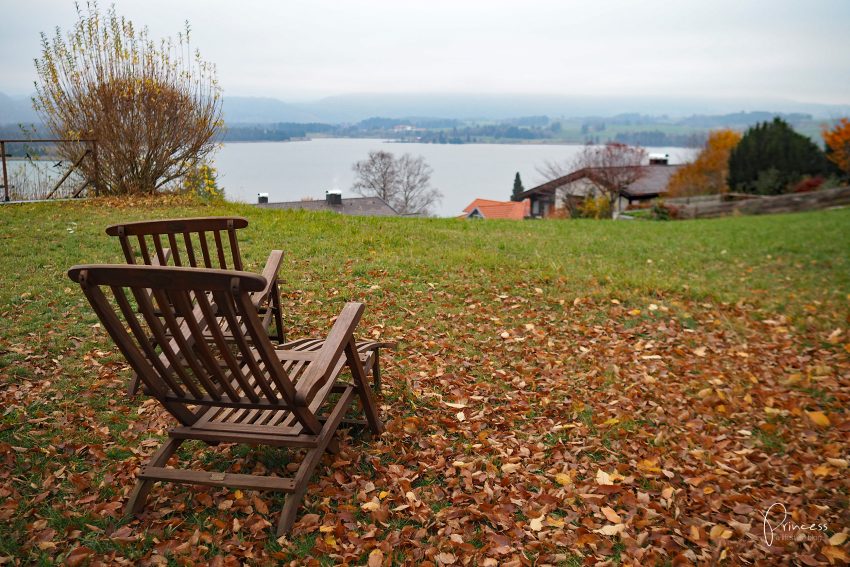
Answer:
215;138;695;217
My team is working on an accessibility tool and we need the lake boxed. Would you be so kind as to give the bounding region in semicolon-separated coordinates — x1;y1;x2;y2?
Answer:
214;138;696;217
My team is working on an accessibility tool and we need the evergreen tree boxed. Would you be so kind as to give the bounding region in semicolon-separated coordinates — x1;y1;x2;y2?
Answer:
511;172;525;201
728;118;831;194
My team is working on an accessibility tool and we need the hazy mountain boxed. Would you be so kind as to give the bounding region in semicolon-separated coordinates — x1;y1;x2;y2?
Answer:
4;90;848;127
286;93;850;123
222;97;323;124
0;93;39;125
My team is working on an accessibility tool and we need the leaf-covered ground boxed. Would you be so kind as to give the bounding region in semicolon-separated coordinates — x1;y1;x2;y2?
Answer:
1;199;848;565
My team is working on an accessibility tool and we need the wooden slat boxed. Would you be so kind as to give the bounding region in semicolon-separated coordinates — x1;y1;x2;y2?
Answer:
137;235;152;265
167;233;182;266
105;217;249;237
227;223;243;271
234;292;300;406
272;349;320;362
130;287;204;399
118;233;135;264
293;303;364;406
213;230;227;269
139;466;296;492
195;290;260;403
171;289;241;402
111;286;185;396
198;231;212;267
214;290;279;401
183;232;197;267
176;420;306;438
127;286;196;395
152;235;168;266
152;288;222;401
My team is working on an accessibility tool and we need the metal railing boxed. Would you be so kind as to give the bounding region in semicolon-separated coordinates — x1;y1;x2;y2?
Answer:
0;138;100;202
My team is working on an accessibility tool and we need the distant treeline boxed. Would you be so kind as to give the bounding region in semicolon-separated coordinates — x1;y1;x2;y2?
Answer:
3;110;824;148
413;124;554;143
613;131;707;148
222;122;335;142
678;111;812;128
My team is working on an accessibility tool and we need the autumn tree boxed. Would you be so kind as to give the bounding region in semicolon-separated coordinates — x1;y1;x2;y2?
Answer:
352;151;442;215
33;3;222;195
822;118;850;178
666;129;741;197
510;172;524;201
728;118;831;195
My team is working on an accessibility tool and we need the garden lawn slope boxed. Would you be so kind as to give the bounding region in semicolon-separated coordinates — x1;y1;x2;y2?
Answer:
1;199;848;565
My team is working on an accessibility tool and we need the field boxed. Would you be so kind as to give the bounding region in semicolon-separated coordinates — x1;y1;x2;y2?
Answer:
1;199;848;565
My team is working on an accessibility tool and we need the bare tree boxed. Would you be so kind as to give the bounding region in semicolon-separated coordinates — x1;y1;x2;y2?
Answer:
394;154;442;215
573;143;647;201
352;151;442;215
33;3;222;195
351;150;397;204
537;142;647;211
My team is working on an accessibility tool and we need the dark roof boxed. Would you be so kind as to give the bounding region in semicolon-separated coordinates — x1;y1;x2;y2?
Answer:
257;196;398;217
520;165;683;200
619;165;683;198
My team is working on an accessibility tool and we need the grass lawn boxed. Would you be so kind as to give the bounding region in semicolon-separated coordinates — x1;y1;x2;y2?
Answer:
1;198;848;565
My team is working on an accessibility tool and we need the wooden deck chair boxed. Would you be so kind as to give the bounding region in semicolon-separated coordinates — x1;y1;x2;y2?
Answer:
105;217;285;343
106;216;389;396
67;264;384;536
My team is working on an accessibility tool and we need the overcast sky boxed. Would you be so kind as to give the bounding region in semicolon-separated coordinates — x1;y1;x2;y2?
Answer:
2;0;849;104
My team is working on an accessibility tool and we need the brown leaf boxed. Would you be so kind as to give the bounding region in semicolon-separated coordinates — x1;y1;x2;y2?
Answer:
823;546;850;565
64;547;94;567
110;526;136;543
595;523;625;536
806;411;831;427
600;506;622;523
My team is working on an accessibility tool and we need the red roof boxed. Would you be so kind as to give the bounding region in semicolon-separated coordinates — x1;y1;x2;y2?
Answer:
461;198;530;220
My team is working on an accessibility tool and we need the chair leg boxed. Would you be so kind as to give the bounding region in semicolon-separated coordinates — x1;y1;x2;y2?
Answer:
126;437;183;516
372;350;381;393
276;438;338;535
346;340;384;435
276;387;355;535
127;372;141;397
271;281;285;343
277;470;313;536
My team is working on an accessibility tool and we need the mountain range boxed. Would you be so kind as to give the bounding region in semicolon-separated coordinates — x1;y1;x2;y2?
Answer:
2;91;848;126
220;93;850;124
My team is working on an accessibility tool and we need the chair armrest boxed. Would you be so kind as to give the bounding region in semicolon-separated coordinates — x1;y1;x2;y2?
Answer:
293;302;364;405
252;250;284;308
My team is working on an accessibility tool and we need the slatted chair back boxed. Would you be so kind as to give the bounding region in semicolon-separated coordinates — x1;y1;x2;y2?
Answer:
105;217;249;271
67;264;321;433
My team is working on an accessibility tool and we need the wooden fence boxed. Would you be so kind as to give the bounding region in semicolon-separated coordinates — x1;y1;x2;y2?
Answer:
670;186;850;219
0;139;99;202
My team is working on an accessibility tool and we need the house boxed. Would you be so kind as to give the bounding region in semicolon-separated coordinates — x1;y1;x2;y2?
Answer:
520;156;682;218
256;190;399;217
460;198;530;220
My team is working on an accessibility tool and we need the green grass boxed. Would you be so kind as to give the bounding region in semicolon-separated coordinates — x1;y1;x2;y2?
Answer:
0;198;848;562
2;200;848;344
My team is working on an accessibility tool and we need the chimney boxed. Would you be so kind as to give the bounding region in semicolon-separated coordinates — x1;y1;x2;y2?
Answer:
326;189;342;205
257;192;269;204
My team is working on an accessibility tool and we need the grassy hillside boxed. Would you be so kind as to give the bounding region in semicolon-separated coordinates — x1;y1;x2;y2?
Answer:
2;199;848;323
1;200;848;564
